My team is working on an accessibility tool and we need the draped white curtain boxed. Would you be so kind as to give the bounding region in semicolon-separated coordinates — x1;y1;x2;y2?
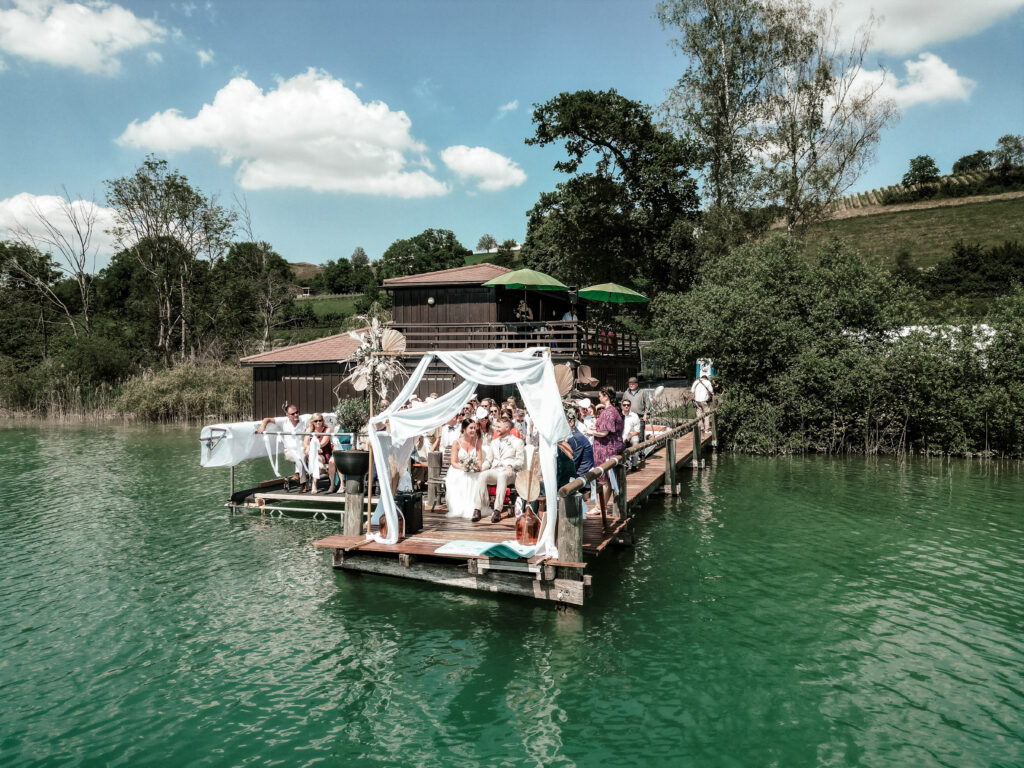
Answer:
366;349;570;558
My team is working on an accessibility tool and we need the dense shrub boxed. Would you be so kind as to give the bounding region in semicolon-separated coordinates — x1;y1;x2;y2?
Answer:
652;237;1024;456
114;362;251;421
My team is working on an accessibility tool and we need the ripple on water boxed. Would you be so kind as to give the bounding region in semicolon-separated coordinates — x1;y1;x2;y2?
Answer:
0;429;1022;767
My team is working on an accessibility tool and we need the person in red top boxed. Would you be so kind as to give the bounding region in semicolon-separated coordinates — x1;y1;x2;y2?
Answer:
303;413;333;494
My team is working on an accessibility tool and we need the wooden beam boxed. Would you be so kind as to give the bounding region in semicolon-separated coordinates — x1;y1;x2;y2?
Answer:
425;450;441;508
335;552;585;605
614;464;628;519
556;494;584;581
692;423;703;468
664;437;677;496
343;477;364;537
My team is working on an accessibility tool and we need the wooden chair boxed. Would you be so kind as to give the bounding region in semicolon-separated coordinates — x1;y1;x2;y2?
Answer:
577;364;599;388
427;446;452;511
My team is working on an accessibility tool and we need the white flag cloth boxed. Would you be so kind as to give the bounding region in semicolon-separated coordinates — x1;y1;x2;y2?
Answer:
366;349;570;557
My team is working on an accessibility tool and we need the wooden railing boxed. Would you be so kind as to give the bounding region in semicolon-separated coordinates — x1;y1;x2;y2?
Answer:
389;321;640;357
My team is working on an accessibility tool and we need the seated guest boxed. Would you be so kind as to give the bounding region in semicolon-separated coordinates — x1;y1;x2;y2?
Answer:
476;417;525;522
302;412;333;494
475;407;493;449
434;413;461;454
567;408;595;478
513;409;529;441
621;399;643;470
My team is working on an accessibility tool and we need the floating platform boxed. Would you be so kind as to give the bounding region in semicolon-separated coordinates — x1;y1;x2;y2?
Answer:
309;420;716;606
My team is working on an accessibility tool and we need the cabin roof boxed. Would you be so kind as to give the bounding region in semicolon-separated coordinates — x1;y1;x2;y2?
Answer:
239;329;365;366
381;262;511;287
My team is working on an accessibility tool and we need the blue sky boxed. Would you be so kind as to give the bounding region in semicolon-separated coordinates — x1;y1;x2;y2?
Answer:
0;0;1022;270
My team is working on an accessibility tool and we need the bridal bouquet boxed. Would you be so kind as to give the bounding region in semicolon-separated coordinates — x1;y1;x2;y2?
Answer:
462;453;480;473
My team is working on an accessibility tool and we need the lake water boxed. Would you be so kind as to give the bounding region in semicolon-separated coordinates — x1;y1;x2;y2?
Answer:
1;424;1021;767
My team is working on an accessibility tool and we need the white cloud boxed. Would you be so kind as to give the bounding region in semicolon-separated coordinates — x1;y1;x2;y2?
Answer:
861;53;975;108
0;0;166;75
146;50;162;65
819;0;1024;55
441;145;527;191
197;48;213;66
0;192;119;267
118;68;449;198
496;100;518;119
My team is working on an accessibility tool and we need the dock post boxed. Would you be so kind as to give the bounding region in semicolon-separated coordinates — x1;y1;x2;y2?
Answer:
710;411;718;448
556;494;584;581
692;422;703;469
613;463;628;519
425;451;441;508
343;477;365;537
665;437;678;496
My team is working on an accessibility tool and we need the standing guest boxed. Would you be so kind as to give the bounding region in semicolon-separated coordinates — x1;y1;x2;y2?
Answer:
621;399;642;470
445;420;488;520
477;417;525;522
256;405;310;488
562;307;579;322
691;373;715;433
302;413;333;494
621;376;652;467
589;386;624;518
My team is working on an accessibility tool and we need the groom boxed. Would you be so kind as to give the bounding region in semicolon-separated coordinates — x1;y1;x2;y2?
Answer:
476;417;525;522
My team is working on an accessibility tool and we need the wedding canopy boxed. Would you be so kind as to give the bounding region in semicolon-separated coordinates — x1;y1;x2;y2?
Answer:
367;348;571;557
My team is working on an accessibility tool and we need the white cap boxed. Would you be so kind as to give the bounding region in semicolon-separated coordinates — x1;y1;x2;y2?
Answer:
576;398;592;409
475;406;489;420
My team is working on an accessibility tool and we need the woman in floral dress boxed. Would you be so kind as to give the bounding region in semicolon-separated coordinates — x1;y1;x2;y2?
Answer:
587;387;624;519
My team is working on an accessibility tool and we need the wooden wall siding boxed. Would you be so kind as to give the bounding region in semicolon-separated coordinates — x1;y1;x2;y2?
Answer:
251;363;361;419
391;286;498;326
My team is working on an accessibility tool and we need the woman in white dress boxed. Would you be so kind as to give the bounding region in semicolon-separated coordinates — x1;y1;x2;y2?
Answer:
445;420;488;519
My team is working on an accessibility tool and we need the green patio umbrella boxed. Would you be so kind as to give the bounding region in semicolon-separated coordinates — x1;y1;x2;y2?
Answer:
578;282;649;303
483;268;568;291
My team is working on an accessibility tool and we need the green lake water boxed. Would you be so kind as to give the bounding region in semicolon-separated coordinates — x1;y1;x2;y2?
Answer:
1;424;1021;767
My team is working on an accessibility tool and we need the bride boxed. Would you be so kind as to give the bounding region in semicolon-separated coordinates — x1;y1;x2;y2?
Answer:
445;419;489;520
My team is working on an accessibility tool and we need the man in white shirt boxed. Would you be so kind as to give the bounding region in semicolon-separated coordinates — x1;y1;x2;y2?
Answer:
436;414;460;454
621;399;642;470
477;417;525;523
256;405;310;488
561;308;579;322
691;374;714;432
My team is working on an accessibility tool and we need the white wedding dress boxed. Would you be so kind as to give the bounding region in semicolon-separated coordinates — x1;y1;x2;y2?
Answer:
445;446;488;519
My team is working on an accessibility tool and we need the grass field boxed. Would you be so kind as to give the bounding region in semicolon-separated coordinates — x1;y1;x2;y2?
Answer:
299;294;361;317
799;196;1024;269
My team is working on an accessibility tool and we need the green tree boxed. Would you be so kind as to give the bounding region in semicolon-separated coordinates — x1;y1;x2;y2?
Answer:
992;133;1024;171
901;155;941;187
216;241;294;351
952;150;991;174
761;2;897;235
377;229;470;280
350;246;369;267
105;156;236;362
522;89;700;293
657;0;785;243
321;257;355;293
476;234;498;252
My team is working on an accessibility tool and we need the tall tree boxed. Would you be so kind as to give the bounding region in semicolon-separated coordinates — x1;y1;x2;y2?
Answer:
522;89;700;293
902;155;941;187
105;156;236;362
476;234;498;252
377;229;470;280
350;246;369;266
6;189;103;336
993;134;1024;170
952;150;991;175
657;0;785;242
761;2;897;235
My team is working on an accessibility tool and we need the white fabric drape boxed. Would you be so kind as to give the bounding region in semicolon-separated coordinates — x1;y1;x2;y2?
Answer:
365;349;570;558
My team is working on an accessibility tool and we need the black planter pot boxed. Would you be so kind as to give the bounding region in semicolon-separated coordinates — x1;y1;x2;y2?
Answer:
333;449;370;480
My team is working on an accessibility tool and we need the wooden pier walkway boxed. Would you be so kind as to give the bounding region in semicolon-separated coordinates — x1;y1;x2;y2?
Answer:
310;417;716;606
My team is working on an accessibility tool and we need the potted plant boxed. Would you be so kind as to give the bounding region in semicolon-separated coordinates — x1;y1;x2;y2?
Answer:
333;396;371;479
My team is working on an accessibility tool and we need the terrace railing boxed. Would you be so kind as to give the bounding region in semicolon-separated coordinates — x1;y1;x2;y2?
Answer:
388;321;640;358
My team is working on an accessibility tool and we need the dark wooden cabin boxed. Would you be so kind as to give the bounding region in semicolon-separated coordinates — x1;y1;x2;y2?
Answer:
384;263;641;399
241;263;641;418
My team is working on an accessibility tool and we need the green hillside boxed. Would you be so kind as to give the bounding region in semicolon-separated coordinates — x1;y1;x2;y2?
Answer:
800;196;1024;269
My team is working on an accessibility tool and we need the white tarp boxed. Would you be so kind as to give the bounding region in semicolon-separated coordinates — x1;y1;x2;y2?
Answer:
200;412;339;469
367;349;570;558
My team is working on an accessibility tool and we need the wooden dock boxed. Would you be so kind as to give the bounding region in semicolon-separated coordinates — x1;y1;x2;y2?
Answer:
309;417;717;606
